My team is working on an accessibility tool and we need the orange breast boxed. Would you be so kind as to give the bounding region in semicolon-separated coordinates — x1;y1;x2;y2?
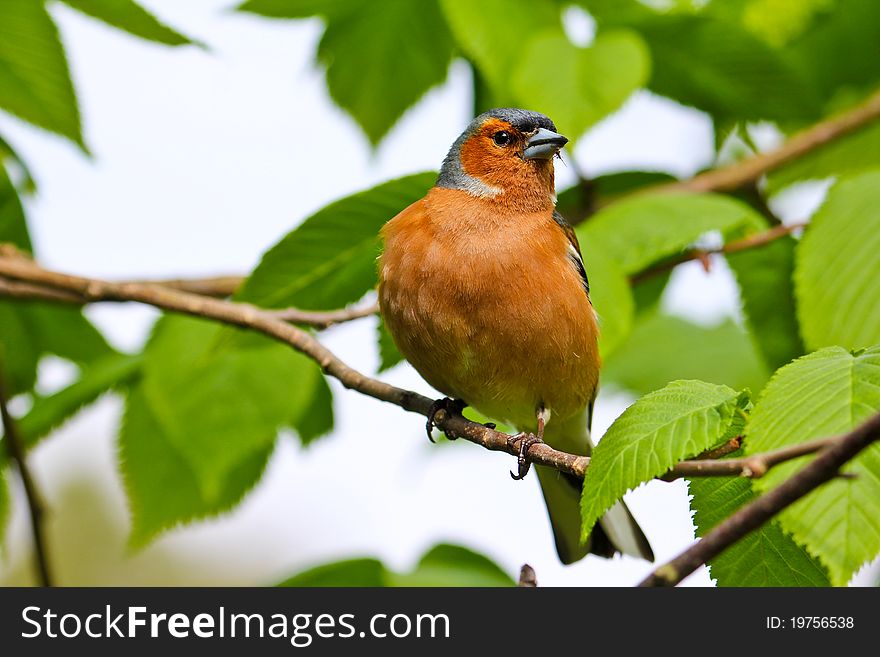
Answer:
378;187;600;431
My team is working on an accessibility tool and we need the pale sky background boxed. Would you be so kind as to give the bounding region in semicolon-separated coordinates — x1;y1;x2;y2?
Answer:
0;0;875;587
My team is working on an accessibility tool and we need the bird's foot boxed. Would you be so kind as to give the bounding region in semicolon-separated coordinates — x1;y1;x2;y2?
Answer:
508;432;544;480
426;397;466;442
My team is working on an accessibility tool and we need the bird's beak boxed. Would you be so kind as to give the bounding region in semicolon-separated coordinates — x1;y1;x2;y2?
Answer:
523;127;568;160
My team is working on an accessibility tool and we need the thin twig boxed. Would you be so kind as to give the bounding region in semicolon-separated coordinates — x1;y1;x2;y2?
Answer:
660;436;833;481
0;357;53;587
640;412;880;587
694;436;743;461
267;302;379;328
742;181;784;227
629;222;806;285
517;564;538;587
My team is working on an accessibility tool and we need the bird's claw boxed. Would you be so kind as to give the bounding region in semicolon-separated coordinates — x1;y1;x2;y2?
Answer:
508;432;544;480
426;397;466;442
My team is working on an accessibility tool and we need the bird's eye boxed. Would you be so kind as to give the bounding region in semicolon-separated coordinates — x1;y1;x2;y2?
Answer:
492;131;512;147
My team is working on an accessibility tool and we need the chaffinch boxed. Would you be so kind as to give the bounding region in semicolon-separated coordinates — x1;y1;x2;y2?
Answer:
378;108;653;564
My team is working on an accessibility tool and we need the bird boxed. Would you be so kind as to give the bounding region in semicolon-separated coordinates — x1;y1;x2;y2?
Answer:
377;108;653;564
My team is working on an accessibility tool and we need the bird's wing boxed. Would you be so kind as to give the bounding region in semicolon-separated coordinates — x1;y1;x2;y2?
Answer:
552;210;589;296
552;210;597;431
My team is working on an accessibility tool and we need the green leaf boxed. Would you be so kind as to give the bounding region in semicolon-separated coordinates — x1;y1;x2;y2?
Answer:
555;171;677;224
602;312;769;395
243;1;455;143
785;0;880;103
0;0;84;147
577;193;762;275
276;543;514;587
5;307;112;389
795;171;880;351
0;162;31;251
0;468;12;544
237;0;361;20
293;373;334;446
512;30;650;141
120;386;275;547
0;134;36;193
709;1;880;113
582;1;823;120
120;315;328;545
377;317;403;373
238;172;435;310
574;0;655;25
0;352;139;476
441;0;560;105
638;14;820;122
246;0;453;144
1;157;113;394
689;472;830;586
470;62;500;115
745;346;880;585
590;171;678;197
60;0;197;46
141;316;323;498
322;1;455;144
630;270;670;316
581;380;748;540
738;0;833;48
0;304;39;394
727;233;804;371
278;558;388;587
0;302;116;396
767;122;880;195
25;304;114;365
17;353;142;449
0;469;9;549
578;241;633;358
389;544;514;587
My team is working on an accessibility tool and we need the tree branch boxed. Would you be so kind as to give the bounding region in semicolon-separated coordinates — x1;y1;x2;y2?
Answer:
0;255;374;330
645;90;880;196
267;302;379;328
639;411;880;587
0;277;85;304
517;564;538;587
0;357;53;587
659;435;833;481
0;251;850;487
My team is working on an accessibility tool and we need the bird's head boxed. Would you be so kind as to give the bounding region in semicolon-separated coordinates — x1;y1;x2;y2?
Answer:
437;108;567;210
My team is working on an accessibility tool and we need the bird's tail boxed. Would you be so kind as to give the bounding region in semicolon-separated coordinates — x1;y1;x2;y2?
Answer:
536;410;654;564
